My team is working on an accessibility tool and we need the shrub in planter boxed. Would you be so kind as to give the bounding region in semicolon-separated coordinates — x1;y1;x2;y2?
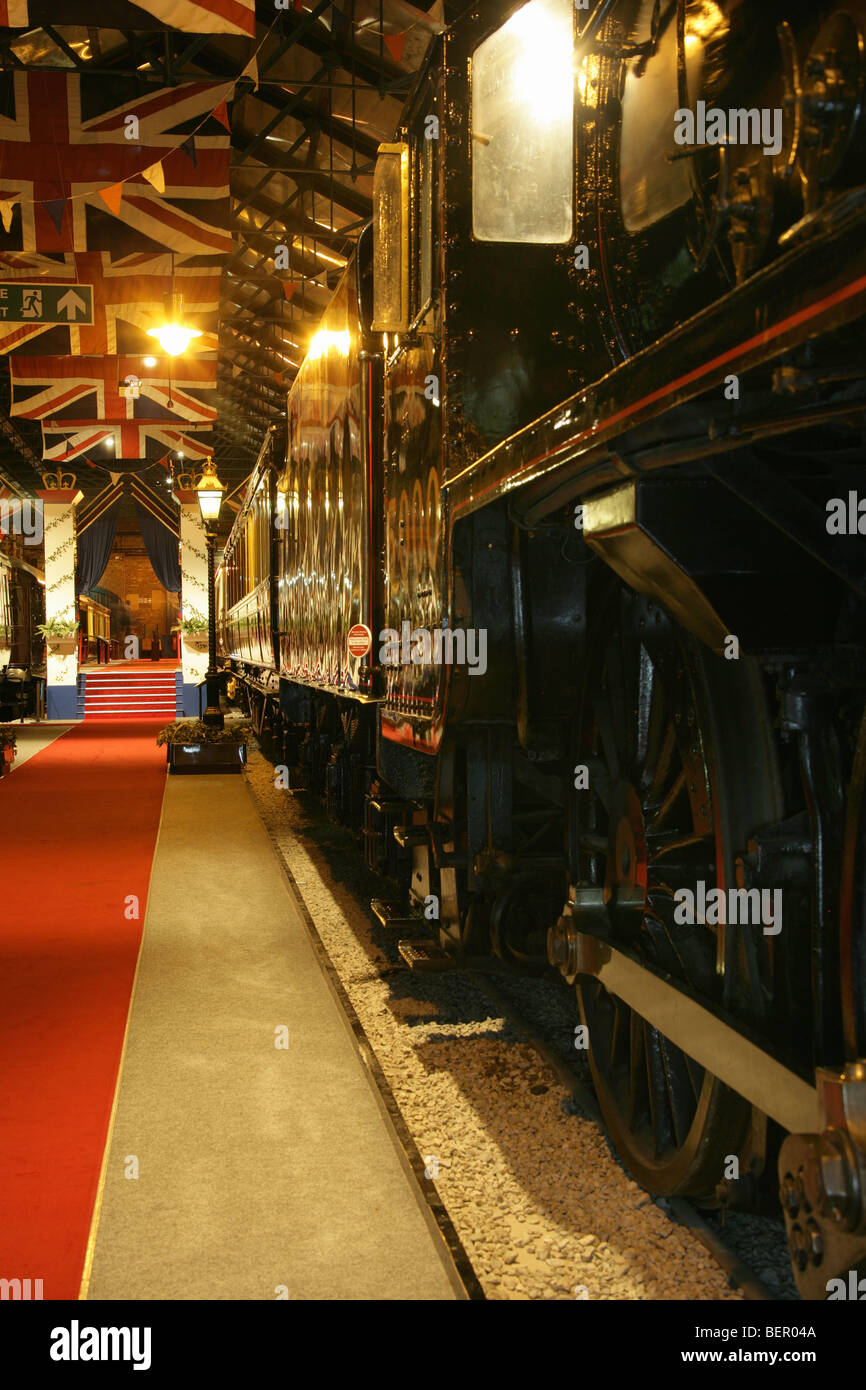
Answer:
156;718;252;775
38;617;79;656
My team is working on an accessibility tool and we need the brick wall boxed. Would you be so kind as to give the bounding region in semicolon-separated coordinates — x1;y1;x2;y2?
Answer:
101;545;179;652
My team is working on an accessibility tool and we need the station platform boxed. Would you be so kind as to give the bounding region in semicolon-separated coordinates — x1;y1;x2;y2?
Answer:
0;723;462;1302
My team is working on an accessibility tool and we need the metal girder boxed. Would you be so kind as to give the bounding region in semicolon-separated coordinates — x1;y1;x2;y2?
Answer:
41;25;87;68
230;134;373;217
232;190;356;257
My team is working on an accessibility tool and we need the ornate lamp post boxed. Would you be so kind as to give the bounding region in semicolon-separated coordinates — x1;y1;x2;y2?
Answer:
195;458;225;728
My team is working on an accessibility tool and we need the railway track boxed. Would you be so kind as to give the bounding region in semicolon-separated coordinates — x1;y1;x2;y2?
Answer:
243;742;799;1302
470;970;792;1301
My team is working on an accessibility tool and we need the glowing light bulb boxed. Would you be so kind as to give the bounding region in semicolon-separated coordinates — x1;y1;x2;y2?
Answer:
148;322;202;356
146;291;202;357
307;328;351;360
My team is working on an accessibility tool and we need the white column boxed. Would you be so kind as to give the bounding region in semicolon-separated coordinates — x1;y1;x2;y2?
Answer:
174;491;210;717
38;487;83;720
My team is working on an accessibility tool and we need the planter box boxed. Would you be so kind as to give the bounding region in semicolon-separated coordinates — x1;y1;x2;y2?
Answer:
47;638;78;656
167;741;246;775
182;633;210;654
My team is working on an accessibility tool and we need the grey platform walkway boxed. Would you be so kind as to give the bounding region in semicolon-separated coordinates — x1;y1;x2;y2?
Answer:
9;723;73;769
83;774;461;1301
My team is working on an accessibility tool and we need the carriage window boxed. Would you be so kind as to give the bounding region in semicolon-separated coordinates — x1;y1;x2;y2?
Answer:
471;0;574;243
372;143;409;331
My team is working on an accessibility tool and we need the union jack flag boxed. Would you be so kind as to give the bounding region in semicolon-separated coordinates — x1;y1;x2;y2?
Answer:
0;2;29;23
10;354;217;423
0;251;221;355
5;2;256;36
0;72;231;257
41;421;214;463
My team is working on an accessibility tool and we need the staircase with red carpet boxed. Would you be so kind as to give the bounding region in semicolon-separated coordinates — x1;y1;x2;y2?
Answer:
81;664;183;721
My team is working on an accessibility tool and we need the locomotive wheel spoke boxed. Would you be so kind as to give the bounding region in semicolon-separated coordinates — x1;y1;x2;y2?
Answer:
646;767;686;835
645;718;678;805
574;588;779;1199
648;830;712;860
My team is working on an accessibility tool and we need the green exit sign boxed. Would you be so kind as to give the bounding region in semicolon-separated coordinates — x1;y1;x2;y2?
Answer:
0;282;94;324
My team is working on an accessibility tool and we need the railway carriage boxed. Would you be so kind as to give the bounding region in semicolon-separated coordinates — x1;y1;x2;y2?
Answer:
217;0;866;1297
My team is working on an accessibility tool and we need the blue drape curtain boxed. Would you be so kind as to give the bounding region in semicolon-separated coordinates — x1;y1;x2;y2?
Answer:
133;499;181;594
76;498;120;596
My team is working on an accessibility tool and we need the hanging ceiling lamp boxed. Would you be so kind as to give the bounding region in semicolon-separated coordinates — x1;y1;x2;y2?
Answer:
147;255;202;357
147;290;202;357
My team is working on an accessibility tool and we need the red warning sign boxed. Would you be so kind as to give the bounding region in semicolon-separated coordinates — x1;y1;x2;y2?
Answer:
347;623;373;659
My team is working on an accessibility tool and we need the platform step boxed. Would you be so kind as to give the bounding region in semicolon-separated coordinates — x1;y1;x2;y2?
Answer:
397;939;454;972
371;899;422;930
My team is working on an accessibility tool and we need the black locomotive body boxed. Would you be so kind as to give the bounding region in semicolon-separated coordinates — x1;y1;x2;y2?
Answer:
217;0;866;1297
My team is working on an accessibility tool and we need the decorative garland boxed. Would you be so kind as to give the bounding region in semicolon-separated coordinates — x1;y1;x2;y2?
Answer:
43;507;72;536
180;563;209;588
46;534;75;566
47;569;75;595
182;539;208;565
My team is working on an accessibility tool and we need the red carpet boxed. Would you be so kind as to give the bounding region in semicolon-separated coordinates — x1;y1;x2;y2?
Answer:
0;722;166;1299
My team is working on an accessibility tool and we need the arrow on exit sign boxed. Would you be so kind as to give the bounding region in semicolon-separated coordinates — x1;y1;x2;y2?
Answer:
0;282;95;325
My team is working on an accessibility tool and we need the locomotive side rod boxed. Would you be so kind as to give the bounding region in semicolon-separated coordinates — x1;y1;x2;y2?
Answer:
572;929;819;1137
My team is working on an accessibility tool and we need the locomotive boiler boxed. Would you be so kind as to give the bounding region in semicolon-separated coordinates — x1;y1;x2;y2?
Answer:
216;0;866;1297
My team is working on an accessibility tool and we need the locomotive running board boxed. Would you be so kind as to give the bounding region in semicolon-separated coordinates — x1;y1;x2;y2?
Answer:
574;931;818;1136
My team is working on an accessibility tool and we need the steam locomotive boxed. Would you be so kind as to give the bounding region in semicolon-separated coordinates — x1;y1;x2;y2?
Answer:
216;0;866;1297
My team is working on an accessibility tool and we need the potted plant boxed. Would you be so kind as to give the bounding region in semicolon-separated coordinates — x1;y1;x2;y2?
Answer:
156;717;251;774
38;616;79;656
174;609;210;655
0;725;17;777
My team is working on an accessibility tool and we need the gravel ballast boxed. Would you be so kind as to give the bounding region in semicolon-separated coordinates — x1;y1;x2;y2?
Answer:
244;748;790;1302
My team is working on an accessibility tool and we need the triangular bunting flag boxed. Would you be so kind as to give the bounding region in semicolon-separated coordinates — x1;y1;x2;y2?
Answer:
213;100;231;133
180;135;198;167
282;281;300;301
43;198;67;234
242;53;259;90
98;183;124;216
384;32;407;63
0;198;17;233
142;161;166;194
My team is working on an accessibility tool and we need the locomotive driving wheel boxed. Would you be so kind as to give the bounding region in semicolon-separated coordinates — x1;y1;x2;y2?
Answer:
573;588;783;1200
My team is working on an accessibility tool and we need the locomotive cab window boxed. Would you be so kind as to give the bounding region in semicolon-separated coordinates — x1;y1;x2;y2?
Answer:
471;0;574;243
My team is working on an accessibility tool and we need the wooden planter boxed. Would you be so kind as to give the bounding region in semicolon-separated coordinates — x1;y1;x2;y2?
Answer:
182;632;210;654
47;637;78;657
167;741;246;775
